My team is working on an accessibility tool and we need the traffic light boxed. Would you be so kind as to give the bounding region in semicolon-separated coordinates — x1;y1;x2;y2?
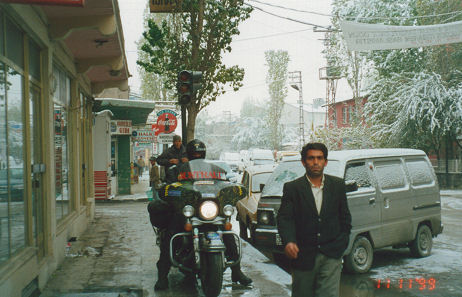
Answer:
177;70;202;105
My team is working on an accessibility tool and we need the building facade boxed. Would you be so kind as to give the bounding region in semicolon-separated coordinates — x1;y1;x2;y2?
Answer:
0;1;129;296
327;97;367;128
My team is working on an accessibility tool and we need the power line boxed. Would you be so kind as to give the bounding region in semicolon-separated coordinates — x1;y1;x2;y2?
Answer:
248;0;331;17
233;28;312;42
245;3;332;30
246;0;462;21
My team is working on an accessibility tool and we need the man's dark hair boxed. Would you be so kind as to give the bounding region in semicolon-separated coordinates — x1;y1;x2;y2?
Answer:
300;142;328;160
172;135;181;142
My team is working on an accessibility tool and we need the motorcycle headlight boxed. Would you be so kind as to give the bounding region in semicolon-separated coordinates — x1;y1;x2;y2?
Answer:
182;205;194;218
199;201;219;220
223;204;234;217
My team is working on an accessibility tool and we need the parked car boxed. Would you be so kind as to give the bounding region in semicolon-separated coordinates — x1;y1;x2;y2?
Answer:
240;148;275;170
275;150;298;162
253;148;443;273
219;152;242;173
209;160;239;183
235;164;276;241
0;167;24;202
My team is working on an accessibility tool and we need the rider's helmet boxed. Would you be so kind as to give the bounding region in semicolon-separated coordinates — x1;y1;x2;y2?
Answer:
186;139;206;160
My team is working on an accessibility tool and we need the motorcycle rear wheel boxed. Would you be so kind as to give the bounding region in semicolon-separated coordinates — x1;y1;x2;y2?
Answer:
200;252;224;297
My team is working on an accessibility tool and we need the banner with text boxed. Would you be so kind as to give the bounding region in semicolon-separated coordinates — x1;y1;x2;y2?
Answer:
0;0;84;6
340;20;462;51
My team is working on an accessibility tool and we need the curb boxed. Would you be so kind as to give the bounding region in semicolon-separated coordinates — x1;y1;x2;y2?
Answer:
96;198;150;203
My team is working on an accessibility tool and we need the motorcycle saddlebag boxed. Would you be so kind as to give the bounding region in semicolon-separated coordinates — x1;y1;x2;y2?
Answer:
147;199;173;229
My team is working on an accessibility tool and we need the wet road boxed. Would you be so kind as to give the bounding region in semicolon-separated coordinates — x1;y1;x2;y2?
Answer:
40;194;461;297
259;194;462;297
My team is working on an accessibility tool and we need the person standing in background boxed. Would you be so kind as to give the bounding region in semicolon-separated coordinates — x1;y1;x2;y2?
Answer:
137;156;145;177
149;156;161;200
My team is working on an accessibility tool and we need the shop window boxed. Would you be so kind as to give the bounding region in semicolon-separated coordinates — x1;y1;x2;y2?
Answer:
29;40;41;82
0;62;26;264
6;17;23;69
0;12;4;56
53;66;71;221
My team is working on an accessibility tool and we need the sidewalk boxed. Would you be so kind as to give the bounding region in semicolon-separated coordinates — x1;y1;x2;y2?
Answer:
40;196;291;297
111;174;150;202
440;189;462;198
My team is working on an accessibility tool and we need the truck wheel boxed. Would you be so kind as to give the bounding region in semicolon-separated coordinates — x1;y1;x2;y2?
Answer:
410;225;432;257
344;236;373;274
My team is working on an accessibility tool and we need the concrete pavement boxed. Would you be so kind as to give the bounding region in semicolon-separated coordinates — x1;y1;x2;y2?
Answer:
39;179;291;297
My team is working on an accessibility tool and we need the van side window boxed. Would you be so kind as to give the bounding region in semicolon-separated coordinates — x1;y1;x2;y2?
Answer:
405;159;433;186
345;162;371;188
374;161;406;190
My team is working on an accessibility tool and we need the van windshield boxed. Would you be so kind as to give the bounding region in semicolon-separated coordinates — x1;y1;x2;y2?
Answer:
261;159;343;198
324;160;342;178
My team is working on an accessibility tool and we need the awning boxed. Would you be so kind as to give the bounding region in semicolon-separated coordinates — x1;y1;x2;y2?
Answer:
38;0;130;94
93;98;155;126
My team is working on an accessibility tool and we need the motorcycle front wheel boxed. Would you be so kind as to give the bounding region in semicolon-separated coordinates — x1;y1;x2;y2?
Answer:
200;252;224;297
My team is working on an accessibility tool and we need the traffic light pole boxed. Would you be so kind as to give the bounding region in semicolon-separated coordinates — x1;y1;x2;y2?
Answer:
181;105;187;145
177;70;202;145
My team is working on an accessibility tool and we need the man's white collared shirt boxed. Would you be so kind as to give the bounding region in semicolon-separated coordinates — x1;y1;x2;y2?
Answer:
306;174;325;214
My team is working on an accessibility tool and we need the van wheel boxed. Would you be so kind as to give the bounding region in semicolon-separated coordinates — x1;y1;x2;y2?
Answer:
410;225;432;258
344;236;373;274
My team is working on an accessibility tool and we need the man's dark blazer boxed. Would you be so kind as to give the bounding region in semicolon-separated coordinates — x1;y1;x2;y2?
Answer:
277;174;352;271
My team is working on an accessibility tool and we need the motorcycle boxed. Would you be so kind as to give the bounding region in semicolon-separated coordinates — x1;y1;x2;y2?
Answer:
158;159;247;297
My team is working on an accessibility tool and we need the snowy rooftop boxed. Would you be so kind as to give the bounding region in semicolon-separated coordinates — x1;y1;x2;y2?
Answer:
328;148;426;161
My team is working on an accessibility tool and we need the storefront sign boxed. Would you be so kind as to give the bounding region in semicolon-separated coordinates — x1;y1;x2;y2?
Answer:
0;0;85;6
155;109;178;135
132;129;156;143
149;0;180;13
110;120;132;135
157;133;174;144
340;20;462;51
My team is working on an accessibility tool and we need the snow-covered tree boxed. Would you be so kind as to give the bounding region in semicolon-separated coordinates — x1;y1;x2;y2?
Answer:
328;0;462;155
264;50;289;151
366;72;462;156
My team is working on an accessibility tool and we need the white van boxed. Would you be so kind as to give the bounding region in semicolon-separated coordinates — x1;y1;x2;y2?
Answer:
254;148;443;273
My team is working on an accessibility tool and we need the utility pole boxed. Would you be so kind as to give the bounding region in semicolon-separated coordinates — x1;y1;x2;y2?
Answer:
289;71;304;149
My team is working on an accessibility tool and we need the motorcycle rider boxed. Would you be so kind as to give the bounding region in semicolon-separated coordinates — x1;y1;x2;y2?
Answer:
156;134;188;183
149;139;252;290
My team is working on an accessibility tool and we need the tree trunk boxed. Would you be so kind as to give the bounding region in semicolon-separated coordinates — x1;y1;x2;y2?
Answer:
186;103;199;142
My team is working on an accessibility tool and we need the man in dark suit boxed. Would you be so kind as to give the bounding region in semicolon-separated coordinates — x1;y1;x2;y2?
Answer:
277;142;351;297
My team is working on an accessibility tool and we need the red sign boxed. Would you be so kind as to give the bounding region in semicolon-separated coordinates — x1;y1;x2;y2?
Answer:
154;110;178;135
0;0;85;6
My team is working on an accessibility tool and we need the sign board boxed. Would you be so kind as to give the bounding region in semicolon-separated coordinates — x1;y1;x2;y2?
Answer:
340;20;462;51
149;0;180;13
110;120;132;135
155;109;178;135
157;133;174;144
132;129;156;143
0;0;85;6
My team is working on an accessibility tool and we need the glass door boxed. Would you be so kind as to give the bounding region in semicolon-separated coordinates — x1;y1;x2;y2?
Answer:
30;86;44;259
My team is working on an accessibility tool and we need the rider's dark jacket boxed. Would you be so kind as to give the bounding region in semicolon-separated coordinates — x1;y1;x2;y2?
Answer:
156;144;187;170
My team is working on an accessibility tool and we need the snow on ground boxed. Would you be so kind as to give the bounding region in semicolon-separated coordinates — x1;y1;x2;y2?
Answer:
442;196;462;210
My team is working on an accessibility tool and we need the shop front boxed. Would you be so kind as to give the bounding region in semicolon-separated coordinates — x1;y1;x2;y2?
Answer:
0;1;129;296
93;98;155;196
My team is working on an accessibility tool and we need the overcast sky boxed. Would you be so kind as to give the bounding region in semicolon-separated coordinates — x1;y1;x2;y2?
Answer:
118;0;353;117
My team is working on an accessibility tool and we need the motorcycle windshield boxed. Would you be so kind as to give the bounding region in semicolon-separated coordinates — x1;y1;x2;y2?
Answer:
177;159;227;182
